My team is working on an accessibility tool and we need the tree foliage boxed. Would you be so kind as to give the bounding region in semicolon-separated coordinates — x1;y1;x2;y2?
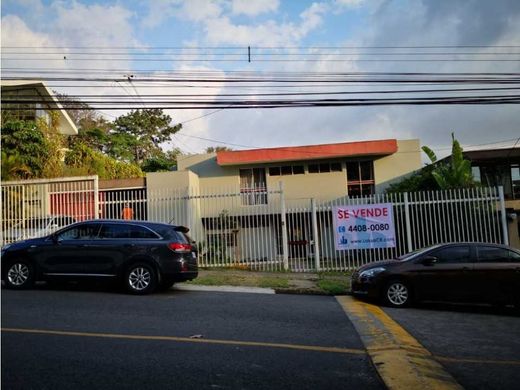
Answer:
64;142;143;180
141;149;181;172
1;114;64;180
386;132;476;193
422;133;476;190
205;146;233;153
111;109;181;164
385;164;438;193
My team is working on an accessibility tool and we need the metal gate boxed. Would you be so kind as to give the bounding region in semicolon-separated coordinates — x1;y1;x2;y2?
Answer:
1;176;508;273
1;176;98;245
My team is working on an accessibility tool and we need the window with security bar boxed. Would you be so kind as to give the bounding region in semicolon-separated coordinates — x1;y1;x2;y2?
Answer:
240;168;267;205
346;161;375;197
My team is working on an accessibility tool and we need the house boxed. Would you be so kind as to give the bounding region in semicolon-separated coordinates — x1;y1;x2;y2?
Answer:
466;146;520;247
149;138;421;203
143;139;422;262
1;80;78;135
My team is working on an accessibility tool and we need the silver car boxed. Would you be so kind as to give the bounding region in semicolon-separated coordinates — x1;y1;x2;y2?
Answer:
3;215;76;243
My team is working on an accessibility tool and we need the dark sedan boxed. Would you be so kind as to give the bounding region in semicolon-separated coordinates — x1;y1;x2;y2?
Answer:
351;242;520;307
1;220;198;294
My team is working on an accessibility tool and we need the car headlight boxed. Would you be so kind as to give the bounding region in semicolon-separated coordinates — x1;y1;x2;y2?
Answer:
359;267;386;279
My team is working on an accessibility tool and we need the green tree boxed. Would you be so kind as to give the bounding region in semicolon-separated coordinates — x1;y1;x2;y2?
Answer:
110;109;181;164
141;149;181;172
1;113;64;179
422;133;476;190
385;164;438;193
55;92;111;152
205;146;233;153
64;142;143;179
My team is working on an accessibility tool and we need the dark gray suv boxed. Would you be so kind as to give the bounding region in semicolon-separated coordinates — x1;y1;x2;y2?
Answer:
1;220;198;294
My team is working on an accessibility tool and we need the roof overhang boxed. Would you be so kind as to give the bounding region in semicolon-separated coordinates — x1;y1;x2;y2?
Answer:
1;80;78;135
216;139;398;166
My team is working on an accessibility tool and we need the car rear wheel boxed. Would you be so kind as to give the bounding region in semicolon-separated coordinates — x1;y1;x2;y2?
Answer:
4;260;35;290
124;263;157;295
383;280;411;308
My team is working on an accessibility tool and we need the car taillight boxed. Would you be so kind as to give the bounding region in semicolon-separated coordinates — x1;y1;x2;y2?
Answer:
168;242;192;253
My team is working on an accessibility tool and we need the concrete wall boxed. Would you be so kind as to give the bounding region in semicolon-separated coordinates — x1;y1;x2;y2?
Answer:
172;139;422;210
374;139;422;193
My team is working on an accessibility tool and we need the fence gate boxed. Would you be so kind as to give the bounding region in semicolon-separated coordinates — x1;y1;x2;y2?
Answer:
1;176;99;245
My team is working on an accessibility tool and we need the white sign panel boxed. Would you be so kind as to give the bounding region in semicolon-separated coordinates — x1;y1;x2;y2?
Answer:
332;203;396;250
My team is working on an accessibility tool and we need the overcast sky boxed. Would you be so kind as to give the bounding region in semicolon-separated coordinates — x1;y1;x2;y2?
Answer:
2;0;519;157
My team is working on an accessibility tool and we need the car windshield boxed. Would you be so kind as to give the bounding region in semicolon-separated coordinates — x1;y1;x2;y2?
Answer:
397;244;443;261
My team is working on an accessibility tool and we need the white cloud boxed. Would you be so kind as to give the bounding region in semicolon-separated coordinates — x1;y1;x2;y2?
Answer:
51;2;137;48
334;0;365;8
231;0;279;16
142;0;223;28
204;2;328;45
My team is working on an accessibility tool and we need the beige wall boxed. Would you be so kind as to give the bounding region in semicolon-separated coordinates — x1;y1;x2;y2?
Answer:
161;139;422;211
374;139;422;193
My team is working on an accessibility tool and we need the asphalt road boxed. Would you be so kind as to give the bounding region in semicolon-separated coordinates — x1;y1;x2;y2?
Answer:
384;303;520;390
1;285;383;390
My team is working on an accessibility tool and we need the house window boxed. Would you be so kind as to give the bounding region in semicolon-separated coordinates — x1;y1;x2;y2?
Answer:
240;168;267;205
479;165;514;199
472;166;481;183
346;161;374;197
308;162;342;173
512;164;520;199
268;165;304;176
269;167;281;176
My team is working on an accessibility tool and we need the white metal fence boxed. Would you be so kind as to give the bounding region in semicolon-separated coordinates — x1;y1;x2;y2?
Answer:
1;176;508;272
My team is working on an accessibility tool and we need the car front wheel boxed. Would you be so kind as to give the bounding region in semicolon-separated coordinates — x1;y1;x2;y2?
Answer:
4;260;35;290
124;263;157;295
383;280;411;308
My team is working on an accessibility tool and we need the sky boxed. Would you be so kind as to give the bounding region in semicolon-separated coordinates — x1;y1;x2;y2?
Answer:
2;0;520;157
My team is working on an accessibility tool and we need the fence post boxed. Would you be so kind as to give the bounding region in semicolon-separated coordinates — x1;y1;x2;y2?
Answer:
498;186;509;245
404;192;413;252
93;176;99;219
311;198;321;272
279;182;289;271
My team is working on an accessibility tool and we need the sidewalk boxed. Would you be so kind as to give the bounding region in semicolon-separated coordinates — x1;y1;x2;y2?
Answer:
180;269;352;295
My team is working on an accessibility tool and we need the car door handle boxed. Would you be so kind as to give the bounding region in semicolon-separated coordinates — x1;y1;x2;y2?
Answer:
515;267;520;273
461;267;471;272
124;244;135;248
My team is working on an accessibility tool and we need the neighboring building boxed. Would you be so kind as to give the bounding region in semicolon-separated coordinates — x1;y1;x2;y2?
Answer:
1;80;78;135
467;147;520;202
466;146;520;248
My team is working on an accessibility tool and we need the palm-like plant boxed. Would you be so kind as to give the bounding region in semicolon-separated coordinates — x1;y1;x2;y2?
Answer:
422;133;475;189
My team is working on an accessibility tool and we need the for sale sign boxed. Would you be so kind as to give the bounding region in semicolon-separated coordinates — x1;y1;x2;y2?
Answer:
332;203;396;250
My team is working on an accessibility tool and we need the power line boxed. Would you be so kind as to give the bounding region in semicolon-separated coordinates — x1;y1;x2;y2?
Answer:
4;45;520;49
174;132;520;155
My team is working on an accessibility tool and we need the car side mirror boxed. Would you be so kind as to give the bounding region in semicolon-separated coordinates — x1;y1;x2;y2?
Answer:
51;234;59;244
421;256;438;266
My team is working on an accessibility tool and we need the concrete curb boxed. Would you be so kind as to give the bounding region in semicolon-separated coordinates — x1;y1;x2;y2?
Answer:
174;284;275;294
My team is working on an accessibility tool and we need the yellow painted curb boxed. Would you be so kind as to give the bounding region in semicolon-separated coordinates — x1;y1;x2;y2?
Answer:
336;296;463;390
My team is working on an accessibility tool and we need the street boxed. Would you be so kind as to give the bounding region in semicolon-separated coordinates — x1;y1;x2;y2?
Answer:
2;285;520;389
384;303;520;390
1;286;382;390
